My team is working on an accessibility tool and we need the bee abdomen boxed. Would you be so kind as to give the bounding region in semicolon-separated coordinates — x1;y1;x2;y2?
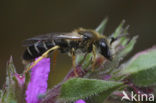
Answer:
23;41;55;60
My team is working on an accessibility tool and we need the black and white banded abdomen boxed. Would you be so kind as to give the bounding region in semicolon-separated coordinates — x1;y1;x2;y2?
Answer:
23;38;89;60
23;41;56;60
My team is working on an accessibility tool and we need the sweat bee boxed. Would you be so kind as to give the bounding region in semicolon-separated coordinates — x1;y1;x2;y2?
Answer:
23;28;113;76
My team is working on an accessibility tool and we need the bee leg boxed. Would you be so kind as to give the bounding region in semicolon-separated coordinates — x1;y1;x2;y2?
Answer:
92;44;96;71
52;49;59;71
25;45;60;73
71;48;78;77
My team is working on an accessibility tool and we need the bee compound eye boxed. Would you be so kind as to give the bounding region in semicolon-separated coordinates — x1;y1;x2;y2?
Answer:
101;42;106;47
99;39;112;61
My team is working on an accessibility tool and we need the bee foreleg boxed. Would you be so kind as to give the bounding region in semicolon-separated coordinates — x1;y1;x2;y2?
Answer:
71;48;78;77
25;45;60;73
92;44;96;71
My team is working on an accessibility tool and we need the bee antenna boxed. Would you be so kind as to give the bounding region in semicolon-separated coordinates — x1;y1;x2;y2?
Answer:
110;33;128;45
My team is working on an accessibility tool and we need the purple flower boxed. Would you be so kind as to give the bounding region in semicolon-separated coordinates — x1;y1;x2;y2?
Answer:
75;99;86;103
26;58;50;103
103;75;111;80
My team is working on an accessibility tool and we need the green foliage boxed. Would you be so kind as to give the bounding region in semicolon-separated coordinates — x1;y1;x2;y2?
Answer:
76;53;92;69
110;20;134;60
60;78;122;102
86;87;120;103
112;20;126;38
130;67;156;87
118;36;138;58
95;17;108;34
122;47;156;86
0;57;26;103
122;47;156;74
1;57;17;103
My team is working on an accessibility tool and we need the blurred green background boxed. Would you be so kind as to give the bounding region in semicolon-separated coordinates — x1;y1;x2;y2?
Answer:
0;0;156;88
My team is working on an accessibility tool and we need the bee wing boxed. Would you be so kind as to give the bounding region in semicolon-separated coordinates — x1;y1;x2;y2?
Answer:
54;33;83;40
23;32;83;46
23;33;57;46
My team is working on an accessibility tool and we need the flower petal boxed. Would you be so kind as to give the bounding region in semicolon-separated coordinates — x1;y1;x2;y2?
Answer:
26;58;50;103
75;99;86;103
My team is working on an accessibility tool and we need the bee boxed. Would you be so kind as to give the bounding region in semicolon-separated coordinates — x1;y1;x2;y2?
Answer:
23;28;113;76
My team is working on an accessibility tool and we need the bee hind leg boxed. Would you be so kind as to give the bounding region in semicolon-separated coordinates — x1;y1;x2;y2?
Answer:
52;49;59;71
25;45;60;73
71;48;78;77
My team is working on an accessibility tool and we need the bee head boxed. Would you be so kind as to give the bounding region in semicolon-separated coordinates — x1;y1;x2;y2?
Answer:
98;39;112;61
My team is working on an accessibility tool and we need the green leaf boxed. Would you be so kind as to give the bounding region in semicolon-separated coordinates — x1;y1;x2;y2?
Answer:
76;53;93;70
60;78;122;102
1;57;17;103
81;53;92;69
122;46;156;74
1;57;26;103
130;67;156;86
86;87;119;103
112;20;125;38
122;46;156;86
118;36;138;57
95;17;108;34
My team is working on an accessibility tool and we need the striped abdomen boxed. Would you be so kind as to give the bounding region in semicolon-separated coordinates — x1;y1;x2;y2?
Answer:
23;41;56;60
23;38;89;60
23;38;72;60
